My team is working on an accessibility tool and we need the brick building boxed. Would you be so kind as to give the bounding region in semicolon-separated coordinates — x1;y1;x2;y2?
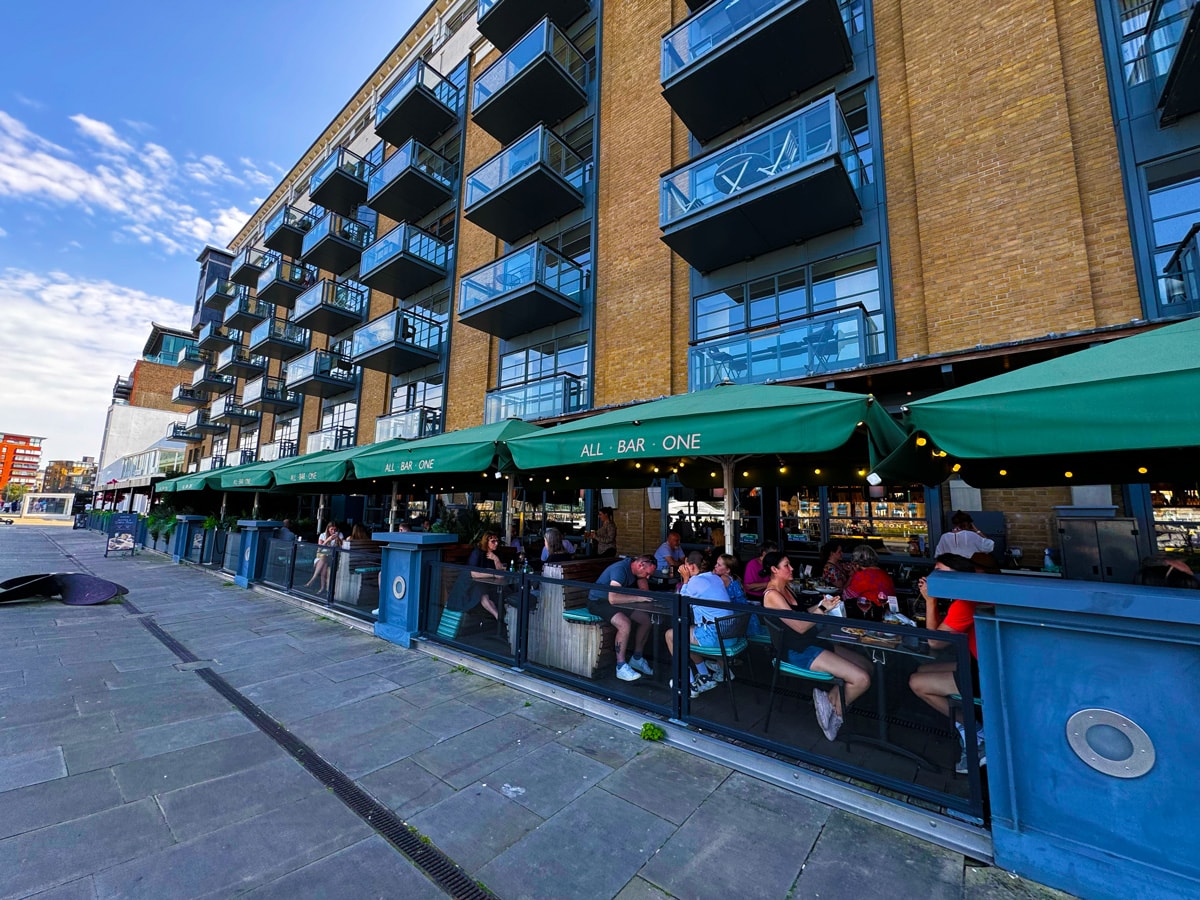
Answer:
42;457;97;494
165;0;1199;555
0;433;43;494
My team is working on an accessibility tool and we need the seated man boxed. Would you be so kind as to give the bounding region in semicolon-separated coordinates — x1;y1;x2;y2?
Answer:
586;554;659;682
908;553;987;775
655;530;686;574
664;551;730;698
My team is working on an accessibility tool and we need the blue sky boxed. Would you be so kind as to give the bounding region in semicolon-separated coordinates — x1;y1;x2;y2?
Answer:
0;0;433;463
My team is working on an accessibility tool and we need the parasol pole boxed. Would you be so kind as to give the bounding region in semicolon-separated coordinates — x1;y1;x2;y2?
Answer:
388;481;399;531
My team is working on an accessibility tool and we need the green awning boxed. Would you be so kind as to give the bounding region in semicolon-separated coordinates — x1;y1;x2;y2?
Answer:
351;420;543;481
872;317;1200;485
215;456;294;490
506;383;903;470
270;446;371;488
156;470;224;493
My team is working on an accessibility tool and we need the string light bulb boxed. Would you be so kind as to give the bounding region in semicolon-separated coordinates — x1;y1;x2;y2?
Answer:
999;469;1007;476
915;437;927;447
1137;467;1148;475
813;468;821;475
1064;471;1073;479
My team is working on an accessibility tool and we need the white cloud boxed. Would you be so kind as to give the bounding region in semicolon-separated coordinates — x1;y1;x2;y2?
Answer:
0;226;7;238
14;93;44;110
0;110;261;255
0;268;192;461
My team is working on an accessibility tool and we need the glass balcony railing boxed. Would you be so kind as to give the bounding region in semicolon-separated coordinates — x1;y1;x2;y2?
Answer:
212;396;259;423
687;305;872;391
1162;222;1200;309
465;125;585;209
294;278;368;321
185;408;221;431
301;211;374;257
202;279;240;309
197;322;240;349
1149;0;1200;122
459;243;586;315
306;426;357;454
1149;0;1197;81
365;139;455;217
660;94;864;227
264;205;318;240
248;317;311;355
231;245;277;282
224;295;275;327
171;384;209;405
215;346;266;374
376;59;460;126
473;18;587;108
190;364;235;391
243;375;300;408
176;344;207;368
663;0;791;80
258;439;299;462
286;350;358;390
352;308;444;358
360;223;450;279
375;406;442;442
310;146;373;195
484;374;586;424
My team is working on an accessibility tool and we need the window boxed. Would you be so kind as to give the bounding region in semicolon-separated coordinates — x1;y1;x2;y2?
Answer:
842;89;873;186
391;375;443;413
499;333;589;387
274;417;299;444
1147;151;1200;309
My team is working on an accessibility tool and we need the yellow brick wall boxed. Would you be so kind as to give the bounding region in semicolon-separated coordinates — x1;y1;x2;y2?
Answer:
875;0;1140;358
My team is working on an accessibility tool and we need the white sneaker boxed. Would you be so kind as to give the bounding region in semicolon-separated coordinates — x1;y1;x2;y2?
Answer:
616;662;641;682
707;665;731;683
628;656;654;676
813;689;834;736
690;675;718;699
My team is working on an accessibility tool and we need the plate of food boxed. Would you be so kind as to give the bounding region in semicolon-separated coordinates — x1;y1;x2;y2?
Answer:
840;626;866;636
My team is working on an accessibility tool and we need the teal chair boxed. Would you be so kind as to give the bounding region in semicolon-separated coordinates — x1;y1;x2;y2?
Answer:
761;616;845;735
689;613;755;721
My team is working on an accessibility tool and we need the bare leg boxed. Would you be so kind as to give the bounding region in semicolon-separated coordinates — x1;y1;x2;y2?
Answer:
630;608;652;656
480;594;499;620
611;610;632;664
812;647;872;715
909;662;958;718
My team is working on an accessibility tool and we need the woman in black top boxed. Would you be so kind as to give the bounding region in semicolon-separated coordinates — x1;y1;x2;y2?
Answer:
466;531;505;623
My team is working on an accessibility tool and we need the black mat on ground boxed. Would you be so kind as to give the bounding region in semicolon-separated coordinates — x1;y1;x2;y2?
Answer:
0;573;128;605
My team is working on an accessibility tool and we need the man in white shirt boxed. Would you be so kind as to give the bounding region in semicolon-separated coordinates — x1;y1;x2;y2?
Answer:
934;511;995;558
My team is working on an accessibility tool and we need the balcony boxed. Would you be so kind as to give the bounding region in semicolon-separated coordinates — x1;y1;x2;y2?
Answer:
257;258;317;308
1151;0;1200;124
375;406;442;442
306;425;357;453
484;374;586;424
191;363;236;395
476;0;590;52
359;223;450;298
171;384;209;407
659;94;864;272
1163;221;1200;309
662;0;851;143
258;439;299;462
309;147;374;216
248;317;311;361
292;279;368;335
210;396;261;427
352;308;443;374
185;408;227;436
300;212;374;276
202;279;240;312
243;376;301;414
223;295;275;331
463;126;585;242
365;139;456;223
167;421;203;443
472;19;588;145
263;205;319;258
286;350;359;398
197;322;240;352
233;449;258;466
458;242;584;339
175;344;208;370
687;304;871;390
374;60;460;147
215;346;267;380
230;246;278;287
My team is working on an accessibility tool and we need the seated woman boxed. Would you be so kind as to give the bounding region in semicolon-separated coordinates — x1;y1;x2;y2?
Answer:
762;551;871;741
306;521;343;592
664;552;729;697
1134;557;1200;589
465;531;506;625
908;553;986;775
841;544;896;621
816;539;852;591
541;527;574;565
714;552;765;638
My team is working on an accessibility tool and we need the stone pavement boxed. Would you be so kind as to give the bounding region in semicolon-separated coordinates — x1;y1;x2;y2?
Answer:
0;528;1071;899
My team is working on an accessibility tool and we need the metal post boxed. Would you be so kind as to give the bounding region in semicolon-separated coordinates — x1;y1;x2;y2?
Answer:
388;481;398;530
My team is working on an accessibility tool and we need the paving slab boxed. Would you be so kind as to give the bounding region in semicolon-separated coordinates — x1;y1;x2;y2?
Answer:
111;730;282;801
598;744;731;826
241;835;446;899
485;740;614;819
409;781;545;874
0;768;124;841
0;744;66;793
64;709;257;774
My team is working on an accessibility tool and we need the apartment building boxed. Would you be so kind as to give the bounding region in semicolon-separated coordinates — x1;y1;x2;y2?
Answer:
168;0;1199;554
0;433;44;494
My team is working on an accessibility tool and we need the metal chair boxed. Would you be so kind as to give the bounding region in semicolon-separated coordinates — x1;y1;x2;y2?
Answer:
689;613;755;721
757;129;799;178
761;615;846;735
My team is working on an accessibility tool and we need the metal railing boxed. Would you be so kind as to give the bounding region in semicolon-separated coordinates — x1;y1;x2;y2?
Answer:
464;125;584;208
286;350;358;389
1162;222;1199;308
258;258;318;291
367;139;455;198
302;212;375;256
375;406;442;441
688;304;874;389
232;245;277;273
660;93;865;226
352;308;444;358
258;439;299;462
223;296;275;326
473;18;586;110
175;345;207;367
294;278;368;320
376;59;460;124
662;0;826;80
215;346;266;372
248;317;311;354
243;375;299;407
360;222;450;279
459;241;586;315
190;364;234;390
264;204;319;239
306;425;357;453
484;374;586;423
310;146;374;194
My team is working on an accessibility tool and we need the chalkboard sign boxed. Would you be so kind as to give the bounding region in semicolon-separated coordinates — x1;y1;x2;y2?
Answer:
106;512;140;557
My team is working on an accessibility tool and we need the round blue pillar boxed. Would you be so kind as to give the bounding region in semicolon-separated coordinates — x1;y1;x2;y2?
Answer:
372;532;458;648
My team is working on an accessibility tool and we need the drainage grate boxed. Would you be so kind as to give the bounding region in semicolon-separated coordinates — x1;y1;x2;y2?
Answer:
195;668;492;900
132;610;490;898
138;617;201;663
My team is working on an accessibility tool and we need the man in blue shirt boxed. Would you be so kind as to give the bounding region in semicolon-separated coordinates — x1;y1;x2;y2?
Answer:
588;554;658;682
655;530;685;573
